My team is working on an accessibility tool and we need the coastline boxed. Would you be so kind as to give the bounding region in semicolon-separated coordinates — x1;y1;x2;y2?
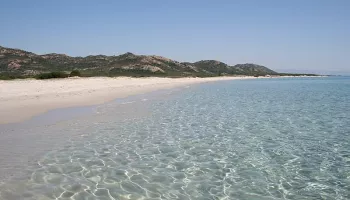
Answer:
0;75;343;199
0;76;325;124
0;76;256;124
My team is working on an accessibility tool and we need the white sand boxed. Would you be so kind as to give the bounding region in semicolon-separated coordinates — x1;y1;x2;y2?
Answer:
0;76;257;124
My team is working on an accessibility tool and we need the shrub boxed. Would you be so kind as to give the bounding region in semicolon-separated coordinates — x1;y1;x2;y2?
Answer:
70;70;81;77
35;72;69;79
0;73;26;80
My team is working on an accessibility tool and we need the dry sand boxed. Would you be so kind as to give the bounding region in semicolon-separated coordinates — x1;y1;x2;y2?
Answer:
0;76;258;124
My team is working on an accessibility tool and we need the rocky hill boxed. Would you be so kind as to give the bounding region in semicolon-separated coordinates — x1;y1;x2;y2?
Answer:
0;45;278;78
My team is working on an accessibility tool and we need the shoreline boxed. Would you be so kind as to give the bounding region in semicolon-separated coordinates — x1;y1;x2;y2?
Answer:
0;76;252;124
0;76;324;124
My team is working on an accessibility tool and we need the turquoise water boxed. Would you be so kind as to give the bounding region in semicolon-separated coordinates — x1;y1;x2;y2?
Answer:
0;77;349;200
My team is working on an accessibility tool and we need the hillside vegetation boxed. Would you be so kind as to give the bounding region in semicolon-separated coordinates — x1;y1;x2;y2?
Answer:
0;45;297;79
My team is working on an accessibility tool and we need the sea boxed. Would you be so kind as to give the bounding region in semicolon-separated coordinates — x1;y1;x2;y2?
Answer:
0;77;349;200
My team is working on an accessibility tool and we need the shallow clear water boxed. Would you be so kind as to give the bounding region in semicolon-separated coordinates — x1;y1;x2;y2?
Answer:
0;77;349;200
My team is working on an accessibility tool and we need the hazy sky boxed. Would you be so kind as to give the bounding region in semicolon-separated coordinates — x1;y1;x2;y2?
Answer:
1;0;349;74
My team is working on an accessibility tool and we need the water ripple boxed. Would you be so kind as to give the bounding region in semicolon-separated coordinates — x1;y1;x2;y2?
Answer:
1;78;349;200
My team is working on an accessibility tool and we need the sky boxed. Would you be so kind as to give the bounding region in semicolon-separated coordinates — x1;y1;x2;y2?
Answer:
0;0;349;74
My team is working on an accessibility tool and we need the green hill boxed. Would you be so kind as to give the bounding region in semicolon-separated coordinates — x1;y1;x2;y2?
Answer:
0;45;279;79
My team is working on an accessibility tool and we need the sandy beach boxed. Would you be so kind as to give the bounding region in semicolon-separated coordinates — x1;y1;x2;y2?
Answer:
0;76;258;124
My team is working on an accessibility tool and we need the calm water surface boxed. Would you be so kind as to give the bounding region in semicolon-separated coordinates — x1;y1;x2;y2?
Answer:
0;77;349;200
